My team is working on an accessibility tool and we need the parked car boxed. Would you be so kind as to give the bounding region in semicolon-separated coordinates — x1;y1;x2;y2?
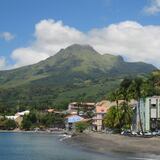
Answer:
131;131;137;136
152;131;157;136
137;131;143;135
121;130;131;136
151;130;160;136
144;132;153;136
105;128;114;134
156;130;160;136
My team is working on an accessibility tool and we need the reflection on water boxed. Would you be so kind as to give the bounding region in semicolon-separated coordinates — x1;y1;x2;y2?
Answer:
0;132;159;160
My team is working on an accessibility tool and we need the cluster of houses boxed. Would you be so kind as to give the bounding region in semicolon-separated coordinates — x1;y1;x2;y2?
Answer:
66;96;160;133
3;96;160;133
65;100;137;132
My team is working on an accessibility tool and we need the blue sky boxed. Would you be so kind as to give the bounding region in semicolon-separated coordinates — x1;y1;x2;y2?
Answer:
0;0;160;69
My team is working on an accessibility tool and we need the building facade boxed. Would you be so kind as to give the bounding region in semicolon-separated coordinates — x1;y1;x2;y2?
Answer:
68;102;95;115
137;96;160;132
92;103;109;131
65;115;84;131
93;100;138;132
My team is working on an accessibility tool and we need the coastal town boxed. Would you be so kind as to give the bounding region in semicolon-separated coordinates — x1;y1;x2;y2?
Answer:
2;93;160;137
0;68;160;142
1;0;160;159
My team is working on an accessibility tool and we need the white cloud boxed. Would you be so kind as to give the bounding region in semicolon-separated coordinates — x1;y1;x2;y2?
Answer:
144;0;160;15
88;21;160;67
11;19;86;68
0;57;7;70
0;32;15;41
11;47;49;68
9;19;160;68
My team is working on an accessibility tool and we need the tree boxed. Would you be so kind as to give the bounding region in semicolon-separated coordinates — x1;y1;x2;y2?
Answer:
108;89;122;128
103;106;121;129
75;121;89;133
120;78;133;103
108;89;122;108
148;71;160;95
0;118;17;130
40;113;55;127
130;77;148;135
120;103;133;129
28;112;37;124
103;104;133;130
21;115;32;130
4;119;17;130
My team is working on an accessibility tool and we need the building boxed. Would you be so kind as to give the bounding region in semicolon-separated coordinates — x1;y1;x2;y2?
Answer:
46;109;55;113
68;102;95;115
92;100;118;131
6;110;30;126
92;101;110;131
15;110;30;116
93;100;137;131
65;115;84;131
137;96;160;132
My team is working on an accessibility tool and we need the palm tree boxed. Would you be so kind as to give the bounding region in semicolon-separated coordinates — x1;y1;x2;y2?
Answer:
131;77;148;135
108;89;122;128
120;102;133;129
103;106;121;129
120;78;133;104
108;89;121;109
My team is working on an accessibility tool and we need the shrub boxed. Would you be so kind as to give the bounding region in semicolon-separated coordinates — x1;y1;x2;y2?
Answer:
75;121;89;133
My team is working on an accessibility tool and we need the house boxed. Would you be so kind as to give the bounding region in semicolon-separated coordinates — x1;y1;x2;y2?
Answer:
136;96;160;132
68;102;95;115
15;110;30;116
92;100;138;131
65;115;84;131
6;115;23;126
6;110;30;126
92;101;112;131
46;109;55;113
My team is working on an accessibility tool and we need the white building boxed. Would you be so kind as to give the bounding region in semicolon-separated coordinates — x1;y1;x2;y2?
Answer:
6;110;30;126
137;96;160;132
15;110;30;116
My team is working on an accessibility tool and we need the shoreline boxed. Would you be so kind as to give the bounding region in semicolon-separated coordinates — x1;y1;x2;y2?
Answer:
0;129;66;135
66;132;160;155
1;130;160;155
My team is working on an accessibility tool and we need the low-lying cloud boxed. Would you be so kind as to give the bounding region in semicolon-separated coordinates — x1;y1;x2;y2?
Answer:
9;19;160;69
0;32;15;41
144;0;160;15
0;57;7;70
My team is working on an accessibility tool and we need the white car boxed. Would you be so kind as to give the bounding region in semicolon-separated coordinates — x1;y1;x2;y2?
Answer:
131;131;137;136
144;131;152;136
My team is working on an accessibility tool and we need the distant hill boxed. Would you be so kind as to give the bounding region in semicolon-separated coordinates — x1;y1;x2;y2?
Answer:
0;44;157;110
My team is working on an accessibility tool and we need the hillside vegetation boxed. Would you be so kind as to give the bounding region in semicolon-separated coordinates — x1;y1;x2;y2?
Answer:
0;44;157;112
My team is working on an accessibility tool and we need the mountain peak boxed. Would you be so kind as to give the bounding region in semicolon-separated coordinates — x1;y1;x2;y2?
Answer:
67;44;94;50
56;44;99;58
64;44;99;54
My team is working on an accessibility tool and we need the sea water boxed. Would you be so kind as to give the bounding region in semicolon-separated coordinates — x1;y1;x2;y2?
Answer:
0;132;159;160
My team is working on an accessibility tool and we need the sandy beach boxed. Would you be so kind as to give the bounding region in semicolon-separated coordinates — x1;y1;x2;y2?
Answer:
66;132;160;155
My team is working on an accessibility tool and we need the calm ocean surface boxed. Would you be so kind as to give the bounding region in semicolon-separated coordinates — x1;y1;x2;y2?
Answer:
0;132;160;160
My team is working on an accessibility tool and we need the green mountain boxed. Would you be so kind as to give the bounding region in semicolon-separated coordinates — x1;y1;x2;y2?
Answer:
0;44;157;110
